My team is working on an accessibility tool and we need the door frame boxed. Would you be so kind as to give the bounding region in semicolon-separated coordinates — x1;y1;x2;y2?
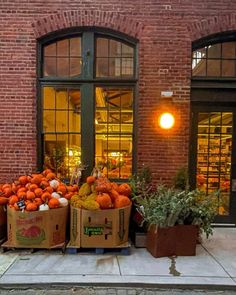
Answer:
190;102;236;224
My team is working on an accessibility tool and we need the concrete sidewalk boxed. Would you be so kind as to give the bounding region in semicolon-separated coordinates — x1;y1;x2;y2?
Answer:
0;228;236;291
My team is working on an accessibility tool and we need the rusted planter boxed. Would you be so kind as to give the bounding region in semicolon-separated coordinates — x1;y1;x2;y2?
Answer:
146;224;198;258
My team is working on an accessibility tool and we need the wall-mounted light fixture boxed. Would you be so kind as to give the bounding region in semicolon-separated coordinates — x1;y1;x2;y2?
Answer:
159;112;175;129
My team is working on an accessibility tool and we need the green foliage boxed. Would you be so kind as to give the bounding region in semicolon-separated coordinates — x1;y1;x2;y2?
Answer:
132;184;219;238
173;166;188;190
129;165;152;199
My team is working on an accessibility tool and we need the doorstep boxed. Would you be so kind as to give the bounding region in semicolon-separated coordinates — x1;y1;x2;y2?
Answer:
0;228;236;290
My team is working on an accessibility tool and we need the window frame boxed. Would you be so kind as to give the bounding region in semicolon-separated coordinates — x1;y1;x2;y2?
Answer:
37;28;138;181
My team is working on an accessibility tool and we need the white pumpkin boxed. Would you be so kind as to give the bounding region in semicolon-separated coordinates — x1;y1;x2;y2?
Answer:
49;179;60;190
58;197;68;207
51;192;61;199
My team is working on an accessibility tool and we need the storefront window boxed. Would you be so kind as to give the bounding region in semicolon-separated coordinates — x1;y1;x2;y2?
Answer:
40;32;136;181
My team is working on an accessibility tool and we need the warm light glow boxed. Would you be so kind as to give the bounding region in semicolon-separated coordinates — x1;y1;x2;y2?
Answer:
159;112;175;129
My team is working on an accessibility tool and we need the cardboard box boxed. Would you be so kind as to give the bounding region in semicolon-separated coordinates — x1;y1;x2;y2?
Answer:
5;206;68;249
81;205;131;248
0;205;7;240
69;205;81;247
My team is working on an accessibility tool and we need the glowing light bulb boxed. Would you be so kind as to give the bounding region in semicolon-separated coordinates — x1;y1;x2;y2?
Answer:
159;112;175;129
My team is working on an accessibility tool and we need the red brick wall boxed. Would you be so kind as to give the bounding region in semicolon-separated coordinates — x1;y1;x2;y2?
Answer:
0;1;236;183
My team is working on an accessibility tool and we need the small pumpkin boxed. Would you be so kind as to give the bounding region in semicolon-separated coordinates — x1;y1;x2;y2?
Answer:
56;184;67;195
46;172;56;181
34;188;43;198
114;195;131;208
18;175;28;186
26;191;35;200
9;195;19;206
86;176;96;185
118;183;131;197
41;192;52;203
96;193;112;209
26;202;38;211
48;198;60;209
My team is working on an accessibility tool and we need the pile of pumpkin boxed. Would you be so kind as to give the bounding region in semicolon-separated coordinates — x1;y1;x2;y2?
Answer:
0;169;78;211
71;175;132;210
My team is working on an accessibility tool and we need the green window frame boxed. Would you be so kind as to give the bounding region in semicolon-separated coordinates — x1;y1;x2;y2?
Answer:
38;29;138;182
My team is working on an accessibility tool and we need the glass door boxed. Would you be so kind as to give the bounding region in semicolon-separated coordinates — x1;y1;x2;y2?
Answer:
191;106;236;224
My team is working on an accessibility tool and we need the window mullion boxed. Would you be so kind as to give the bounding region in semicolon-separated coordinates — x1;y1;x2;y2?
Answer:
82;32;94;79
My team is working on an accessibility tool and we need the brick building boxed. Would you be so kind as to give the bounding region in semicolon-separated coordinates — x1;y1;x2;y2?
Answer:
1;0;236;224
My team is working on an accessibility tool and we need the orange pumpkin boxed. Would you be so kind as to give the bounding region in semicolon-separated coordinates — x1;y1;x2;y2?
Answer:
40;180;49;189
9;195;19;206
42;169;52;176
114;195;131;208
31;174;43;185
26;191;35;200
96;193;112;209
41;192;52;202
48;198;60;209
56;185;67;195
109;189;119;202
26;202;38;211
2;187;13;198
111;182;119;192
34;188;43;198
86;176;96;185
46;172;56;181
34;197;43;206
18;175;28;186
17;191;27;199
118;183;131;197
45;186;54;194
29;184;38;191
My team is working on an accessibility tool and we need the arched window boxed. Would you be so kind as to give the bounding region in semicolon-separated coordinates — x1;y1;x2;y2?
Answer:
192;41;236;77
38;30;137;182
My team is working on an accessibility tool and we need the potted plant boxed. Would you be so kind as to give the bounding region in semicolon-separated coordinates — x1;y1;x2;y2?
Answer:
131;184;218;257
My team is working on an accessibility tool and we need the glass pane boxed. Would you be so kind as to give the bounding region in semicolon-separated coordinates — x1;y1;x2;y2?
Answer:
208;43;221;58
95;87;133;179
192;58;206;76
109;58;121;77
192;48;206;59
122;43;134;57
43;110;55;132
196;111;232;216
121;90;133;108
222;60;235;77
44;43;56;56
44;134;57;170
109;40;121;57
69;111;81;132
57;39;69;57
69;89;80;111
70;37;81;56
222;42;235;58
96;58;109;77
43;87;55;109
57;57;69;76
70;57;81;77
121;112;133;123
96;38;109;57
121;58;134;76
56;89;68;109
207;59;221;76
44;57;56;76
55;111;68;132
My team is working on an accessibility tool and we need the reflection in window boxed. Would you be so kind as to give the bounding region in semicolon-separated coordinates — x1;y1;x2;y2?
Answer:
43;37;82;77
196;112;232;216
96;38;134;78
42;86;81;181
95;87;133;179
192;41;236;77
